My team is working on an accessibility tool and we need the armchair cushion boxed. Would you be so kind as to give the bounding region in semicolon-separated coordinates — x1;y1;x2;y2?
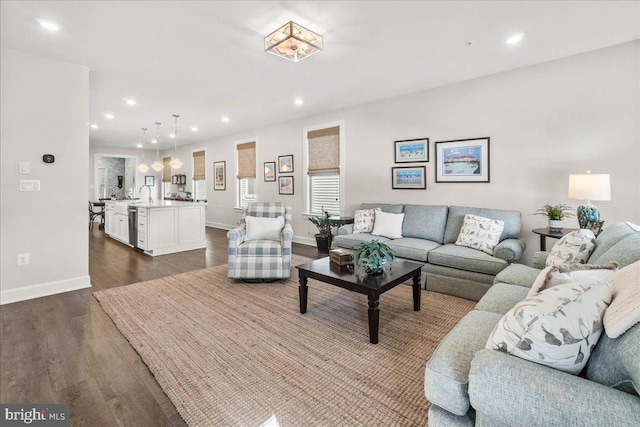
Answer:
237;240;283;257
245;215;284;241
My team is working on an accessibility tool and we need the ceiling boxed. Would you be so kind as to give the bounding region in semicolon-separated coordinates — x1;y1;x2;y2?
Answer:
1;1;638;150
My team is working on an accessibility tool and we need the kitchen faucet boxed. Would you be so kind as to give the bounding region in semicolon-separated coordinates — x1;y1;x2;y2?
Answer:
139;185;153;203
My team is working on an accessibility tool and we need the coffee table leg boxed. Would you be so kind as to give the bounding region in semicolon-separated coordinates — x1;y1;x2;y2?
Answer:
413;271;421;311
368;296;379;344
298;272;308;314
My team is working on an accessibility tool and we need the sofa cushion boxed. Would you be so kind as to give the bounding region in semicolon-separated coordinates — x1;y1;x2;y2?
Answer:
527;263;617;298
360;202;404;214
371;210;404;239
589;232;640;269
424;310;503;416
333;233;390;250
455;214;505;255
353;208;375;234
545;229;596;267
443;206;521;244
402;204;448;243
588;222;639;264
585;322;640;396
385;238;440;262
486;279;612;374
427;405;475;427
475;283;529;315
493;263;540;288
604;260;640;339
429;244;508;276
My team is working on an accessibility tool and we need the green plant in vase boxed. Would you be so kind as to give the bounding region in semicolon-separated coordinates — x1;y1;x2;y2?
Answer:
308;214;332;253
533;203;575;230
352;240;396;276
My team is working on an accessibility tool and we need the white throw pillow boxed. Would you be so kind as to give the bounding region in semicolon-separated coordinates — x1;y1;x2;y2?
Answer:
486;278;612;374
371;210;404;239
245;216;284;241
455;214;505;255
604;260;640;339
353;209;376;234
526;263;618;298
545;229;596;267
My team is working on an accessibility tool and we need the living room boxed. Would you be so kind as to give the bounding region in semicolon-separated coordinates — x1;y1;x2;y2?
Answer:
1;1;639;426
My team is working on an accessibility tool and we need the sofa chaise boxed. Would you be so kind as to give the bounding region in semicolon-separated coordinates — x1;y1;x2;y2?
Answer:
334;203;525;301
424;221;640;426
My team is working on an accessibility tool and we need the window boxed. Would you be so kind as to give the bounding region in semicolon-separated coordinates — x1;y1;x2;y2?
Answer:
192;150;206;201
305;123;343;215
162;156;172;199
236;140;257;208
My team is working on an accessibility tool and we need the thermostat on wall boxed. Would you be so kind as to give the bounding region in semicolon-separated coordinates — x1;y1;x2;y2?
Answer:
42;154;55;163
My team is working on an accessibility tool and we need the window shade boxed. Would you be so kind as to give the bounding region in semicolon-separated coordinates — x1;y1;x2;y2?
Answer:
307;126;340;175
192;150;205;180
237;142;256;179
311;174;340;215
162;157;172;182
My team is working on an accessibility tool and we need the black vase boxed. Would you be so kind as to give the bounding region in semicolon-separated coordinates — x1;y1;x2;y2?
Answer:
315;234;332;253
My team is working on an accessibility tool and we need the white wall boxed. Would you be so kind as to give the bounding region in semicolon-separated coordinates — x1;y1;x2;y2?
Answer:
1;48;90;304
169;40;640;265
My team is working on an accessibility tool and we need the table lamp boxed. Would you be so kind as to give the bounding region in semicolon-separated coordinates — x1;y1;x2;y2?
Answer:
568;172;611;228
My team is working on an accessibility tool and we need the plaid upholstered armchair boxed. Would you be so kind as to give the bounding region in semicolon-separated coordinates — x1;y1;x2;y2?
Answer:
227;202;293;280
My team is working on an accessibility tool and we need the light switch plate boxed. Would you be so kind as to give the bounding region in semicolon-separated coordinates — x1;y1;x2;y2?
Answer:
19;162;30;174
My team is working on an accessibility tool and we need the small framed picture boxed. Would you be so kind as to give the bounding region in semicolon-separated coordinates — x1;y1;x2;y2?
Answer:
278;155;294;173
394;138;429;163
144;176;155;186
214;161;226;191
264;161;276;182
171;175;177;184
392;166;426;189
435;137;490;183
278;176;294;195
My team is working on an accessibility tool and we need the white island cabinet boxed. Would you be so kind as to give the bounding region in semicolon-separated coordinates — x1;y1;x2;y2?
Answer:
105;201;206;256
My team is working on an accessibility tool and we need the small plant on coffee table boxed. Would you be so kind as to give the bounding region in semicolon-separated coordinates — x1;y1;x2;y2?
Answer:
352;240;396;276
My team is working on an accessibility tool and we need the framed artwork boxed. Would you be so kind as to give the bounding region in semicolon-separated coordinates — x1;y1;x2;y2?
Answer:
171;175;177;185
394;138;429;163
278;176;294;195
213;161;226;191
435;137;490;183
278;155;294;173
264;161;276;182
144;176;155;186
392;166;426;189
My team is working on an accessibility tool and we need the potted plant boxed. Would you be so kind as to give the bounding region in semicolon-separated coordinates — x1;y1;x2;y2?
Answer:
352;240;396;276
533;203;575;230
308;214;332;253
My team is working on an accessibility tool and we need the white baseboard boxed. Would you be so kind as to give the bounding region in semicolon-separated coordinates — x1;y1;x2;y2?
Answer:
0;275;92;305
206;221;234;230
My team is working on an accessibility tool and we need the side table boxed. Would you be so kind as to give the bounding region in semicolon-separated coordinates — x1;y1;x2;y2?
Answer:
532;227;578;251
327;216;354;234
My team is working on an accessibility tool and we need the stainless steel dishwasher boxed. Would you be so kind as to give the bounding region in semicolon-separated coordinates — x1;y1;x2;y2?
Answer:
128;205;138;247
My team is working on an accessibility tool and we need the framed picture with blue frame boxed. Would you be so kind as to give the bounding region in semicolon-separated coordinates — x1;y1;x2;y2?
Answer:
435;137;490;183
394;138;429;163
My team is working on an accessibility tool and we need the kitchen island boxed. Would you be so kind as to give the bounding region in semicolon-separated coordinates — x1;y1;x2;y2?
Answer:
105;200;207;256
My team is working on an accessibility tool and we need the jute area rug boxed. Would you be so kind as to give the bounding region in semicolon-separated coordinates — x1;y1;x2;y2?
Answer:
94;255;475;426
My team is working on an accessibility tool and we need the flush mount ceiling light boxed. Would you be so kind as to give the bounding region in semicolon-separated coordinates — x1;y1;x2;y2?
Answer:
90;124;99;129
506;33;525;45
124;98;136;106
36;19;60;31
105;113;115;119
264;21;323;62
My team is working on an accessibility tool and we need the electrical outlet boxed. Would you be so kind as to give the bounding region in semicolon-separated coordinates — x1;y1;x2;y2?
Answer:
17;253;29;266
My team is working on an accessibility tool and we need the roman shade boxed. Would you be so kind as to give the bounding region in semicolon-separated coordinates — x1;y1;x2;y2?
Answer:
307;126;340;175
193;150;205;180
162;157;172;182
237;142;256;179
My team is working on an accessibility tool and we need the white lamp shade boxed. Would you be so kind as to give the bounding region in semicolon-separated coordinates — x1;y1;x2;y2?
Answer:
568;174;611;201
169;158;183;169
151;161;164;171
137;163;149;173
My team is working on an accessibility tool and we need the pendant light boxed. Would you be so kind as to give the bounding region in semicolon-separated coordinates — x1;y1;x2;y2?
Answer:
169;114;183;169
137;128;149;173
151;122;164;171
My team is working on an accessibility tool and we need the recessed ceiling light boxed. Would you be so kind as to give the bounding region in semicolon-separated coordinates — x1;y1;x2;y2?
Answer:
151;139;157;144
36;19;60;31
294;98;304;106
124;98;136;106
221;116;229;123
506;33;525;45
169;134;176;138
105;113;115;119
90;124;99;129
191;127;198;132
136;143;143;148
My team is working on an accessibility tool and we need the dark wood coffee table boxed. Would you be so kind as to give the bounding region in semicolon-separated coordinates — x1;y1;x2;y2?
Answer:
295;257;423;344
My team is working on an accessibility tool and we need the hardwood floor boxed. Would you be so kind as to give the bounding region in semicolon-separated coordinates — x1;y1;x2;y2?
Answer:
1;226;320;426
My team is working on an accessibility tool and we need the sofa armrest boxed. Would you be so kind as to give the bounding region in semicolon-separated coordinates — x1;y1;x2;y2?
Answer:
337;224;354;235
532;251;550;269
493;238;525;263
469;349;640;426
227;225;246;248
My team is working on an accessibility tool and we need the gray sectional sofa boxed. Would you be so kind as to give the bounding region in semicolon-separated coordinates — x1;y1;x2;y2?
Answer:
334;203;525;301
424;221;640;426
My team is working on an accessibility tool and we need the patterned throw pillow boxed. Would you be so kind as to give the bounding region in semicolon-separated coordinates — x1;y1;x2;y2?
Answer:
455;214;505;255
486;278;612;374
604;260;640;338
353;209;375;234
526;262;618;298
545;229;596;267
